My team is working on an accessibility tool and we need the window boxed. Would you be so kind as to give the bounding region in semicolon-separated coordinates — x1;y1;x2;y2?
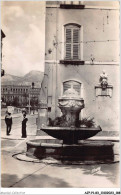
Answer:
65;24;80;60
60;2;85;9
61;1;81;5
63;80;81;95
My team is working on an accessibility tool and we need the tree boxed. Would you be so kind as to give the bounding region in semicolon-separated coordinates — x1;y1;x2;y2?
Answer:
23;93;29;106
2;97;5;102
12;97;19;107
35;99;38;106
30;97;35;107
6;100;12;106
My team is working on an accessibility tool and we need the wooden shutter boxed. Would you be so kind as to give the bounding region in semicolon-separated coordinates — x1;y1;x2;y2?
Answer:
73;29;79;59
65;28;72;59
65;25;80;60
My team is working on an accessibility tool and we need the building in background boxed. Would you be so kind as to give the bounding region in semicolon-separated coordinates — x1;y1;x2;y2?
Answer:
1;84;40;108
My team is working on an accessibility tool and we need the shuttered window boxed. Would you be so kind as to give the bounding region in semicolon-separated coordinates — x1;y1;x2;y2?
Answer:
65;24;80;60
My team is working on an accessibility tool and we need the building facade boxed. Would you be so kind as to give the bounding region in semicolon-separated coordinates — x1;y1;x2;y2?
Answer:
1;85;40;107
39;1;119;132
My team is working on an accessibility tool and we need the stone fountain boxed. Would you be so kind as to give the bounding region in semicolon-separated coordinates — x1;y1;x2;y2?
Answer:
41;88;101;144
26;88;114;163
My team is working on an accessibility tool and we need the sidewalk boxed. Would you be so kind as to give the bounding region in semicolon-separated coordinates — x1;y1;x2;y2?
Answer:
1;133;36;140
1;112;38;120
1;114;37;140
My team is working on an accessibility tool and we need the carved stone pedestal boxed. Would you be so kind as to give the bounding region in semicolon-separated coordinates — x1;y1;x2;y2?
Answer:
58;88;84;127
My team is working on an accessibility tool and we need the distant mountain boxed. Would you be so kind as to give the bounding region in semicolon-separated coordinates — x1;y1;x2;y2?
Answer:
1;70;44;88
22;70;44;82
1;74;21;85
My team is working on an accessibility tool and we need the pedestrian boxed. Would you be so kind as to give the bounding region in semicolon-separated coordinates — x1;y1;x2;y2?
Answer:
22;113;28;138
5;111;12;135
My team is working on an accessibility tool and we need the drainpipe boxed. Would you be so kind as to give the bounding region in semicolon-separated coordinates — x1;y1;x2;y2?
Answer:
28;93;31;115
55;1;59;118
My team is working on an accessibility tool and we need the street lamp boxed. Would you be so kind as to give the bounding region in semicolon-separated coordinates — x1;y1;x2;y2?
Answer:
28;82;35;115
28;93;31;114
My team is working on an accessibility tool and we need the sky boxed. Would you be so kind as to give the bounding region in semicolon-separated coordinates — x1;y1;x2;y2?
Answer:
1;1;45;76
1;1;119;76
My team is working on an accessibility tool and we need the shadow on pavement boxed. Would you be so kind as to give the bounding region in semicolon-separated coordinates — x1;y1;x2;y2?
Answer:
1;174;19;187
1;173;71;188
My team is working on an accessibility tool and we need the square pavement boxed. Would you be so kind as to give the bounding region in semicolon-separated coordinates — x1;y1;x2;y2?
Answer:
1;113;120;188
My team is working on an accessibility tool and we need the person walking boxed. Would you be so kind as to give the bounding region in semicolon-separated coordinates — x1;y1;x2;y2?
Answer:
5;111;12;135
22;113;28;138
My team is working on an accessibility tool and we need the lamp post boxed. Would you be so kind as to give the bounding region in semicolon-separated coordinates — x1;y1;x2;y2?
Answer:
28;82;35;115
28;93;31;114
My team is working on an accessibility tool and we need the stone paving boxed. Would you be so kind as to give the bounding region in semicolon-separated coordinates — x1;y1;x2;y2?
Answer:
1;113;120;188
1;146;120;188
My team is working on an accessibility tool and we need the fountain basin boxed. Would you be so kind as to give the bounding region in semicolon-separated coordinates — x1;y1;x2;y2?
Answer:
26;139;114;163
41;126;102;144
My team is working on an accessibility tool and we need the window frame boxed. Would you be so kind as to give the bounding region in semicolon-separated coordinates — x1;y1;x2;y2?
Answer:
62;79;82;97
61;23;84;64
64;23;80;60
